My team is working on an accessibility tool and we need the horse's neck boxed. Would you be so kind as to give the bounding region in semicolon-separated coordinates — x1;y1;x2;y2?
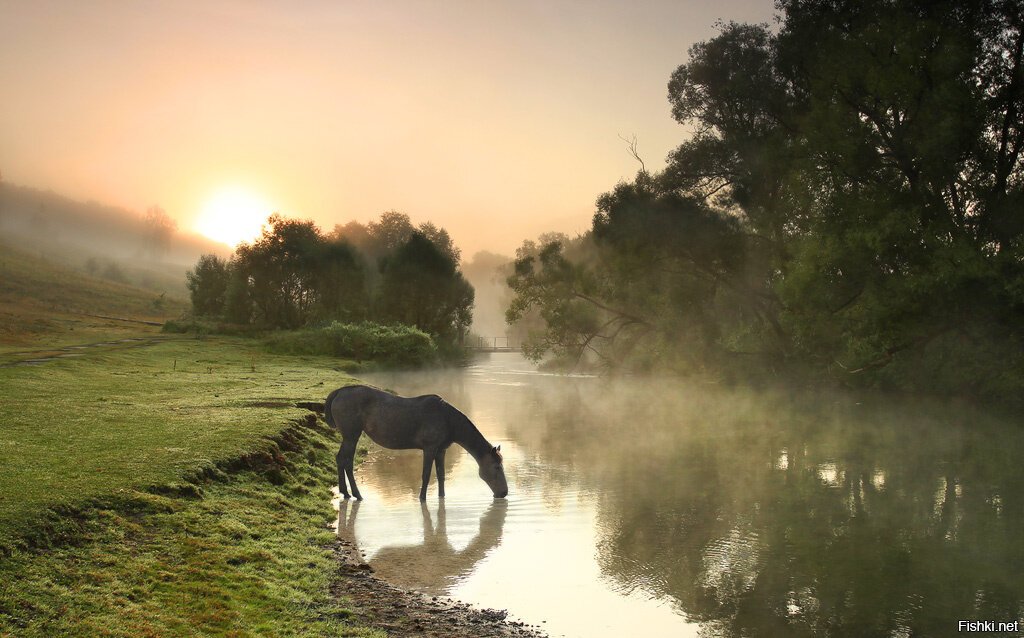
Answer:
451;416;491;462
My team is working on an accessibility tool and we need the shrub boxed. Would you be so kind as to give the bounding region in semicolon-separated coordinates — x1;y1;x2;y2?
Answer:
161;318;260;337
262;321;437;366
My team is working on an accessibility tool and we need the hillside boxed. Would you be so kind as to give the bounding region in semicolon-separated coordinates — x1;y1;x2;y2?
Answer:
0;182;228;266
0;239;187;356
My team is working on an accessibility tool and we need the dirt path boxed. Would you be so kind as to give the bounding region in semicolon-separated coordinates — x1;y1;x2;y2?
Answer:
331;536;547;638
0;336;172;367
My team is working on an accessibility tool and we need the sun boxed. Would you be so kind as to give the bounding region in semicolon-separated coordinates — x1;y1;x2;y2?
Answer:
194;187;272;247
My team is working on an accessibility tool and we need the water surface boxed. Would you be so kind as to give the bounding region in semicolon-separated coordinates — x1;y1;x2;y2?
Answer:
334;353;1024;637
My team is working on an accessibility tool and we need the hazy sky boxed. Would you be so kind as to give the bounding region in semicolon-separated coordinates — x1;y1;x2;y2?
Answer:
1;0;774;256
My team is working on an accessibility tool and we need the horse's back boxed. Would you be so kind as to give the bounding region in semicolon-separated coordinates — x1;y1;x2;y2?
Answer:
326;385;452;450
326;385;385;423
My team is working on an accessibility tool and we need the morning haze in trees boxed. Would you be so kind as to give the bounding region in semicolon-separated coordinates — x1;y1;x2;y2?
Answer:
507;0;1024;402
185;211;473;345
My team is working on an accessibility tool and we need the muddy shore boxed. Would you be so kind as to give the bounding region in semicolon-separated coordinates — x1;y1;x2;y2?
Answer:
330;535;547;638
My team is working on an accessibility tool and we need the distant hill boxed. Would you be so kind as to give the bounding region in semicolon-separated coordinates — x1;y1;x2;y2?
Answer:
0;182;228;267
0;239;187;350
0;182;231;299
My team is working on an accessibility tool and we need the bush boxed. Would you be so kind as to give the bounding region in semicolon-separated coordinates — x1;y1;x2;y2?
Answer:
262;321;437;366
161;318;260;337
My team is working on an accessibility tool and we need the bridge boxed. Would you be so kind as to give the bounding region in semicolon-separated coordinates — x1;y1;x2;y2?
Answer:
464;336;520;353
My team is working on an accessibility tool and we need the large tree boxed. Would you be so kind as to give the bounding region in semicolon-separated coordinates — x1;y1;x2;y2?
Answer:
185;254;229;317
379;232;474;342
232;215;364;329
507;0;1024;399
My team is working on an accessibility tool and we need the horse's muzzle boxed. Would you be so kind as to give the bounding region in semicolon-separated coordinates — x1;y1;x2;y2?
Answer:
495;490;508;499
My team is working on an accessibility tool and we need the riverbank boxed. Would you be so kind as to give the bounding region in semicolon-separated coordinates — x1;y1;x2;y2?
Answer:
332;533;544;638
0;338;544;636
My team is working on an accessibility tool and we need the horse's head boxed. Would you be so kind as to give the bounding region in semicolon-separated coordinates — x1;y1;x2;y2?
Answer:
479;445;508;498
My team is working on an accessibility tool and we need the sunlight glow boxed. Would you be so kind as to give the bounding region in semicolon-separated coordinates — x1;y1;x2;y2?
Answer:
194;187;272;247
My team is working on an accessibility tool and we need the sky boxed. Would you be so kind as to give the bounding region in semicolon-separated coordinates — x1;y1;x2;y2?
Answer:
0;0;775;257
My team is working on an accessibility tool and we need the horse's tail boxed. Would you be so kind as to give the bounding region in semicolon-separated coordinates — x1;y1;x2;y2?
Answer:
324;387;342;430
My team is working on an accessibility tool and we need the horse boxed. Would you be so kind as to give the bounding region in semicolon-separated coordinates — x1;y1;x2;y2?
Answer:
324;385;508;501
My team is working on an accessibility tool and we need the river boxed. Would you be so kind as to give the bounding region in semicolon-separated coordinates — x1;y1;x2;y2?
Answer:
334;353;1024;637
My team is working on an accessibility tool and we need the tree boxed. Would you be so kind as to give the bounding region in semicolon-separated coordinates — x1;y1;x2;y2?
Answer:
234;215;326;329
506;184;766;371
367;210;416;257
222;260;253;324
336;211;463;266
505;0;1024;400
379;232;474;342
770;0;1024;390
143;206;177;258
311;237;367;322
185;254;229;317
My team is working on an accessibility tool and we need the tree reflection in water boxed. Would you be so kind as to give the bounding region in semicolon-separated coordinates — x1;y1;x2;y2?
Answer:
567;391;1024;638
361;359;1024;636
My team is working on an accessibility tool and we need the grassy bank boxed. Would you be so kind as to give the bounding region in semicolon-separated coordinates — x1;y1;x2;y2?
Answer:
0;240;186;357
0;338;381;636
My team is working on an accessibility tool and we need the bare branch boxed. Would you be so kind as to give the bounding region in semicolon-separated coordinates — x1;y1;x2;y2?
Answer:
618;133;647;174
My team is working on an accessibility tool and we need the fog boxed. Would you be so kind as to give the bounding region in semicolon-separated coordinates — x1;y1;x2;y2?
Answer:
0;182;228;296
351;354;1024;638
460;250;514;341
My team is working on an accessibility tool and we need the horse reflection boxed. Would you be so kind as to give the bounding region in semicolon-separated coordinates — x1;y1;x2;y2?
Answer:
338;499;507;596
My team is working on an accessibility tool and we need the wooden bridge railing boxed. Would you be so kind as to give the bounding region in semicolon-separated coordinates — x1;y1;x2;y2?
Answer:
464;336;520;352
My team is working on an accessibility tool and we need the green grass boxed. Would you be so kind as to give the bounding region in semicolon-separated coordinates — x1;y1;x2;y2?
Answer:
0;337;355;548
0;418;381;637
0;337;385;635
0;239;187;354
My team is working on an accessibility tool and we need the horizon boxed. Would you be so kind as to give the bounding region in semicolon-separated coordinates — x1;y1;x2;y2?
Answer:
0;0;774;257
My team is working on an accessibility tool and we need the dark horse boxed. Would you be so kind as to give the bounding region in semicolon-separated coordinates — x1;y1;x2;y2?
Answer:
325;385;508;501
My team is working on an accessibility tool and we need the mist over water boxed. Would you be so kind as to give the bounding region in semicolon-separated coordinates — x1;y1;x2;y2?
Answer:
334;354;1024;637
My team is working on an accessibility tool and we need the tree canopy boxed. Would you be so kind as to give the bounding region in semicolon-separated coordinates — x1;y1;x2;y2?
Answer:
185;211;473;345
507;0;1024;401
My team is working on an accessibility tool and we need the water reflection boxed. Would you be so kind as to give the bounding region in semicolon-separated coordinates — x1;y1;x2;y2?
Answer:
338;498;507;596
355;354;1024;637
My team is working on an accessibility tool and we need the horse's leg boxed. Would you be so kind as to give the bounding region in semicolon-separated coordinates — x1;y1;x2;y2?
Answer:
336;443;350;499
345;454;362;501
434;448;447;499
338;436;360;500
419;447;436;501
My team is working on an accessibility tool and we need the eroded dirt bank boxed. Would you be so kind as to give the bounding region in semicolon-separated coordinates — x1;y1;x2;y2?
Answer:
330;523;546;638
331;536;548;634
296;401;546;637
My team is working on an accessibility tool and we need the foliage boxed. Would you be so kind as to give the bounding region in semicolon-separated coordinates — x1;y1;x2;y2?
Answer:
161;317;260;337
186;211;473;347
262;321;437;366
233;216;351;329
332;210;461;266
507;0;1024;401
143;205;177;258
185;253;229;317
378;232;474;342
